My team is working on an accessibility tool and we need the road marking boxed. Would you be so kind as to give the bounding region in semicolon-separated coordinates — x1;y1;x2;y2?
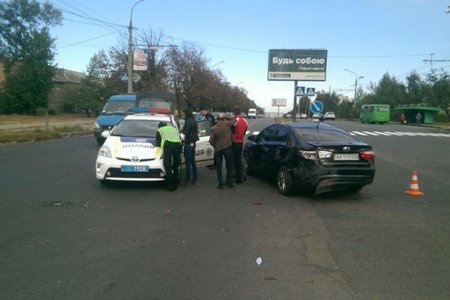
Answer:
351;131;368;136
350;131;450;138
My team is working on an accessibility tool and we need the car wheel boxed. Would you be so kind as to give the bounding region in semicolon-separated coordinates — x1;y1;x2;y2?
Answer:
277;166;295;195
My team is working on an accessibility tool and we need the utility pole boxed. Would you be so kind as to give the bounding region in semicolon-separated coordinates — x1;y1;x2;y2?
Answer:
423;53;450;72
344;68;364;101
127;0;144;93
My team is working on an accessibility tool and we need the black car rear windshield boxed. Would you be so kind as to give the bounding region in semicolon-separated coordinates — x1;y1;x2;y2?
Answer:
293;127;357;143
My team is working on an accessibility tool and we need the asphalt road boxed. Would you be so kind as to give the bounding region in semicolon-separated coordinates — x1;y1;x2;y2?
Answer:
1;119;450;299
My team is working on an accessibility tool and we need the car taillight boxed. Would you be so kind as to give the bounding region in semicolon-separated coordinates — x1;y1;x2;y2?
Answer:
359;151;375;160
299;149;332;160
299;150;318;160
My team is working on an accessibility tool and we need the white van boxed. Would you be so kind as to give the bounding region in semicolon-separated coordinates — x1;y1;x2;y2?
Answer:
248;108;257;119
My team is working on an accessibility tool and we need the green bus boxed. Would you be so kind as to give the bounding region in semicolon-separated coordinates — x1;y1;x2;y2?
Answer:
360;104;390;124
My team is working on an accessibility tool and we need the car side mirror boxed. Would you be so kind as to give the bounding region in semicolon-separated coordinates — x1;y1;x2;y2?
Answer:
101;130;110;138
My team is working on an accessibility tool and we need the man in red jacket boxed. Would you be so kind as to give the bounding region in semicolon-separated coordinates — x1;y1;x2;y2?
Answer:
232;106;248;183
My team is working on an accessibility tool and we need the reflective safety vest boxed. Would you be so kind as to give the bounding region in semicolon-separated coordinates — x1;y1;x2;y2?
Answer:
158;125;181;148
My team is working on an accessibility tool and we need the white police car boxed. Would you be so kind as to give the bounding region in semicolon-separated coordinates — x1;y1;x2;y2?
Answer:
95;113;214;183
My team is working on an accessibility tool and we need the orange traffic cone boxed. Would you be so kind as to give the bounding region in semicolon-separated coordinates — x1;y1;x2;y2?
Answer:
404;170;424;196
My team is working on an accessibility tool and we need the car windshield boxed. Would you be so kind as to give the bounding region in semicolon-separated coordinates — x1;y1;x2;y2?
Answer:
138;97;172;110
102;101;135;114
111;119;162;137
179;118;211;137
293;127;357;144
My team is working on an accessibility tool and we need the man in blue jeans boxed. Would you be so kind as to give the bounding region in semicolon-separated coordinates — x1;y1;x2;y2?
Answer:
181;109;199;186
209;113;234;189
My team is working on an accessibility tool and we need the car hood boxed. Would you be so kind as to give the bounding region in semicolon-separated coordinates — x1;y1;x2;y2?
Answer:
105;136;160;160
96;114;125;126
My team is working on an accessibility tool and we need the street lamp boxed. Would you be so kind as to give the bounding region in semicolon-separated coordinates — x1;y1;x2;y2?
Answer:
128;0;145;93
344;68;364;101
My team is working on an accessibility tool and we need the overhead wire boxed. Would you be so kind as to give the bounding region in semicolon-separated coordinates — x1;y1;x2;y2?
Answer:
39;0;449;92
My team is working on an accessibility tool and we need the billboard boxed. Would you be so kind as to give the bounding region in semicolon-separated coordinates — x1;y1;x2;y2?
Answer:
268;49;327;81
272;98;287;107
133;49;147;71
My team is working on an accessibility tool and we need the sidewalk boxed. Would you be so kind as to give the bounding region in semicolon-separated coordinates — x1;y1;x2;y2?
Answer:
0;115;95;131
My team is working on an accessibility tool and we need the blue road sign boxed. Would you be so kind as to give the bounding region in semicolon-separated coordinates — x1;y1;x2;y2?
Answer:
295;86;306;96
310;101;324;114
306;87;316;96
120;72;128;82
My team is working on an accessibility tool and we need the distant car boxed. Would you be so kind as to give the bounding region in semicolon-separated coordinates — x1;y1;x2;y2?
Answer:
312;113;323;122
324;112;336;120
95;113;214;184
300;113;308;119
244;122;375;195
248;108;257;119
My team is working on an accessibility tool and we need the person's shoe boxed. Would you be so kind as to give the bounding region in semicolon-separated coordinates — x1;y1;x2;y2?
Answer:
191;179;196;185
226;183;234;188
181;181;191;187
217;183;225;189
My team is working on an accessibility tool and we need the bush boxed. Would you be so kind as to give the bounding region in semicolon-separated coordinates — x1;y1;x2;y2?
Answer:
434;112;449;122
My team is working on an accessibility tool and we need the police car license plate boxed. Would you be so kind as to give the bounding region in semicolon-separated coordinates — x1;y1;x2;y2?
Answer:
333;153;359;161
121;165;149;172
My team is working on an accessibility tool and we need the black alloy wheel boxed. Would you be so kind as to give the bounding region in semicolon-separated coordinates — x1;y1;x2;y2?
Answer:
277;165;295;195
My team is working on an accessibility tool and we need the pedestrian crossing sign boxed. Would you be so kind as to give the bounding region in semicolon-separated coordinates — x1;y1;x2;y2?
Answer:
295;86;306;96
120;72;128;82
306;88;316;96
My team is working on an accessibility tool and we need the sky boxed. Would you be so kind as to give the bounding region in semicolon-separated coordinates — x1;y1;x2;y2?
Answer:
43;0;450;113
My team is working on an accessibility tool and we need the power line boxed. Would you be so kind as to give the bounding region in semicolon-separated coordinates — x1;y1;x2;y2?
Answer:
58;30;123;49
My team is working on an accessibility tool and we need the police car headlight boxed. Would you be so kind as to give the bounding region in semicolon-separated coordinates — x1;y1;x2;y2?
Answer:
94;122;100;129
99;145;112;158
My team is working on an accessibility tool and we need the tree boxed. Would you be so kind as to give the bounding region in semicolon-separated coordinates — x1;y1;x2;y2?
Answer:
0;0;62;114
316;90;340;114
65;54;109;117
406;71;424;104
82;32;255;114
366;73;408;107
426;70;450;119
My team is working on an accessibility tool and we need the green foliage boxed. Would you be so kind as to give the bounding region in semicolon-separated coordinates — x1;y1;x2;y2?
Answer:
0;0;61;114
65;76;108;117
363;73;408;107
344;70;450;121
316;91;339;113
426;70;450;119
83;31;256;114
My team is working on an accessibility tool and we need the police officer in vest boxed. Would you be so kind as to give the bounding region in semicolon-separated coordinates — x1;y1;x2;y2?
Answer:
156;122;182;191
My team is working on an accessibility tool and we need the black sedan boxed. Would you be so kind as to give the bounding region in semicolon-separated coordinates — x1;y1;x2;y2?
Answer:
244;122;375;195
